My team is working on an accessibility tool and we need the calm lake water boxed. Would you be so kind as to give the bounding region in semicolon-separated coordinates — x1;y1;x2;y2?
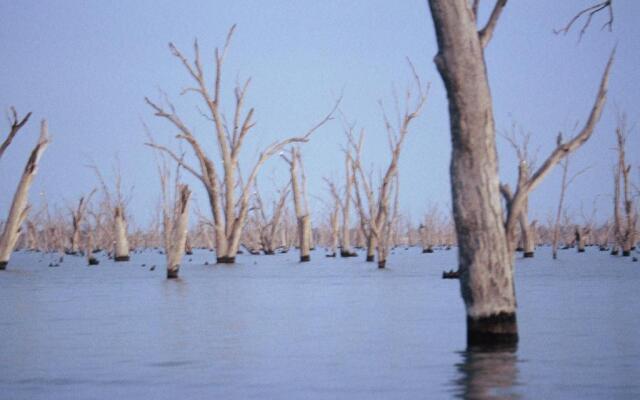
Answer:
1;246;638;399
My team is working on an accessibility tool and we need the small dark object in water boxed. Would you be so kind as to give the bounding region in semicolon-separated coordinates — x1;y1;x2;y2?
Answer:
59;256;64;263
0;261;7;270
188;258;192;262
340;250;357;258
48;263;60;268
300;255;310;262
167;268;178;279
523;252;534;258
150;265;156;271
442;269;459;279
88;258;99;266
204;261;209;265
217;256;235;264
325;253;336;258
237;250;244;254
599;246;609;252
422;248;434;254
366;254;374;262
445;246;451;251
632;257;638;262
115;255;130;262
141;263;146;267
611;249;619;256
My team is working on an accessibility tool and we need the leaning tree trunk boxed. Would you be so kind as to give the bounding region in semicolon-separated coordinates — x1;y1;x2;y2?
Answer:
429;0;517;346
166;185;191;279
113;206;130;261
0;121;49;270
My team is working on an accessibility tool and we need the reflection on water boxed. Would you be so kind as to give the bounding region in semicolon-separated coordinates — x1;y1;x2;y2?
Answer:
451;345;521;399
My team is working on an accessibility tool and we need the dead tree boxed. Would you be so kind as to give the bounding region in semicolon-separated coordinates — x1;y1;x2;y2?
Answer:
152;149;192;278
146;26;339;264
165;184;191;278
428;0;613;346
86;230;99;265
551;156;591;259
613;113;637;256
90;164;131;261
253;181;290;255
500;125;538;257
68;189;97;255
0;119;50;269
575;225;590;252
340;153;356;257
420;205;440;253
325;179;342;257
282;147;312;262
348;69;428;268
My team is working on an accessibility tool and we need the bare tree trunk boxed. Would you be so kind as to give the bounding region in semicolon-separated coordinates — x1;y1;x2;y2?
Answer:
366;235;376;262
283;147;312;262
575;225;589;253
522;219;536;258
86;230;99;265
0;120;49;269
613;113;637;256
166;185;191;279
429;0;517;346
341;154;356;257
26;220;38;251
114;206;130;261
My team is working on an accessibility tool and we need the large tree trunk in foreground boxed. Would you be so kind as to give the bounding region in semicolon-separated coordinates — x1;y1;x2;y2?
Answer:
166;185;191;279
114;206;130;261
429;0;517;346
0;120;49;270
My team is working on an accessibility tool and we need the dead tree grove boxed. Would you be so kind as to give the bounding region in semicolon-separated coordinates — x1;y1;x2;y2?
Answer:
146;25;339;264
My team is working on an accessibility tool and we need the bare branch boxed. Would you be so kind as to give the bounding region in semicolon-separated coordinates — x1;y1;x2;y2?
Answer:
478;0;508;48
145;142;205;184
0;107;32;160
554;0;613;41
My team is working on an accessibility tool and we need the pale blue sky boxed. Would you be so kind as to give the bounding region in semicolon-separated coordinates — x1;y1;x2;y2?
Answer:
1;1;638;228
